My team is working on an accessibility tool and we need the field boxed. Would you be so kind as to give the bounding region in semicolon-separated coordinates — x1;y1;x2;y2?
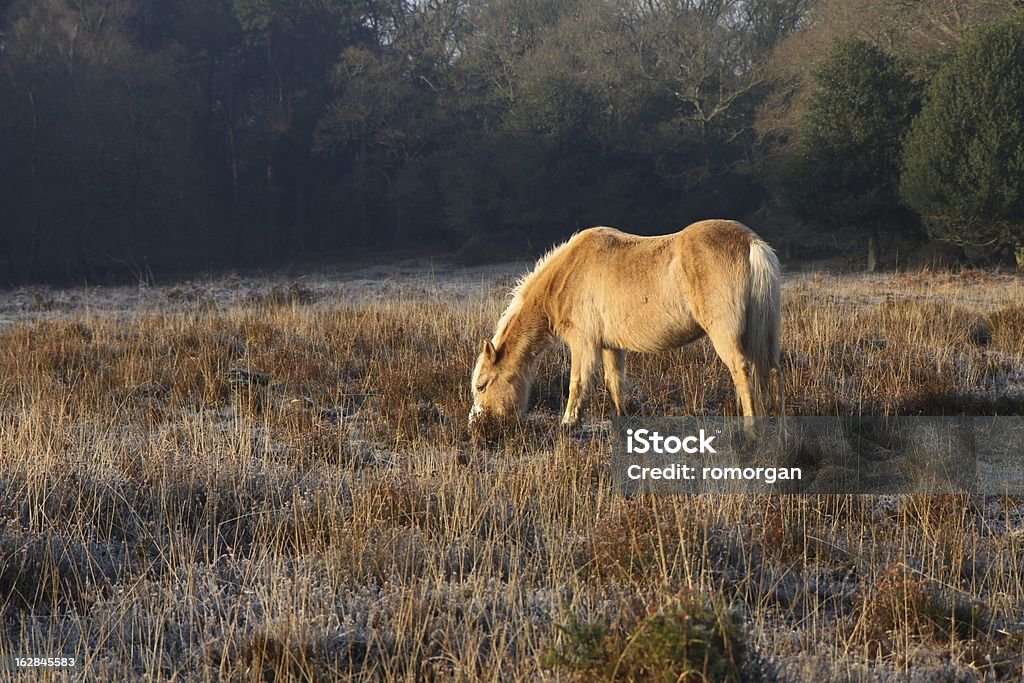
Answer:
1;262;1024;681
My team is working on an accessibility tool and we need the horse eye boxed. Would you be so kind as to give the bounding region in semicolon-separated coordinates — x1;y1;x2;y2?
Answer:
476;382;487;393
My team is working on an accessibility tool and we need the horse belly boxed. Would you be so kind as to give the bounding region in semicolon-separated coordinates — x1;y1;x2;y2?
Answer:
604;312;705;353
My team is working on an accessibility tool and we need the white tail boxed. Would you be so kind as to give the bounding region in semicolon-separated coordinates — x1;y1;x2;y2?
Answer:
745;239;784;415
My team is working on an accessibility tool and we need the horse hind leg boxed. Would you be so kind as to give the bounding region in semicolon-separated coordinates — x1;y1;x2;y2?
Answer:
706;328;755;415
728;357;757;419
706;327;759;443
602;348;627;416
563;343;599;426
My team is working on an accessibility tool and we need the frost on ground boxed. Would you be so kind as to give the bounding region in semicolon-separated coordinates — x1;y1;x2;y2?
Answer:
0;262;1023;681
0;258;532;323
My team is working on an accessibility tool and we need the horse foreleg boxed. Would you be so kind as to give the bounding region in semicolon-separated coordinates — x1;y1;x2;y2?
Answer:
563;345;598;426
602;348;627;416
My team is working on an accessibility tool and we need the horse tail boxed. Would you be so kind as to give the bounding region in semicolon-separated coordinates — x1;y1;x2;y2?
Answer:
745;238;784;416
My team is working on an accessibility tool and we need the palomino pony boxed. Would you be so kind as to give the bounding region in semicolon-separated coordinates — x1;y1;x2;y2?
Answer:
469;220;783;427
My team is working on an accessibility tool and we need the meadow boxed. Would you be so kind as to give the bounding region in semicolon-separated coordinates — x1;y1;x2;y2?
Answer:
1;263;1023;681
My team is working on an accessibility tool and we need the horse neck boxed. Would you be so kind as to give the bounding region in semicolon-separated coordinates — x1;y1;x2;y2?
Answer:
497;300;551;387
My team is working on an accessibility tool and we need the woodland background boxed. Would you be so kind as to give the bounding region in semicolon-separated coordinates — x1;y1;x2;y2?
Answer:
1;0;1022;282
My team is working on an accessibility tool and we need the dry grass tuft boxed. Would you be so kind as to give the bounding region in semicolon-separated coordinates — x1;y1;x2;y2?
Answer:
852;563;990;659
545;595;748;681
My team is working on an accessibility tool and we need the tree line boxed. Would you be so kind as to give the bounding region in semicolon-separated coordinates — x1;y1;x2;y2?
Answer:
0;0;1021;282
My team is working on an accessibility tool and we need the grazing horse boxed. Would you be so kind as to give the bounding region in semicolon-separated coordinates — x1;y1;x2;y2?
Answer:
469;219;784;428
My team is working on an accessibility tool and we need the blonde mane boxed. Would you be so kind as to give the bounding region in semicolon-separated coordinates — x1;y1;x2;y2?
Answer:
491;233;579;347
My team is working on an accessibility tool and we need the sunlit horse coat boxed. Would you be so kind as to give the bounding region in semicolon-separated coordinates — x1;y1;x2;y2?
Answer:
470;219;784;426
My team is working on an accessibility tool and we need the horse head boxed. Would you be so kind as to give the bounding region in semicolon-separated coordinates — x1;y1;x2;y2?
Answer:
469;339;528;427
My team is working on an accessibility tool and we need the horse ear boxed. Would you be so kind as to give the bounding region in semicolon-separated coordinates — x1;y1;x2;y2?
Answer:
483;339;498;362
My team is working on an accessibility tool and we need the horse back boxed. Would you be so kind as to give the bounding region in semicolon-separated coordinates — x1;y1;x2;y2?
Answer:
542;221;757;352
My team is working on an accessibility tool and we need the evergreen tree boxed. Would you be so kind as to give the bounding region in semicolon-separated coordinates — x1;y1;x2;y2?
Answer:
901;15;1024;269
782;38;919;270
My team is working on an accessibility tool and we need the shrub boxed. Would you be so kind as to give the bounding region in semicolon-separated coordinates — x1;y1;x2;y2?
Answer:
545;597;747;682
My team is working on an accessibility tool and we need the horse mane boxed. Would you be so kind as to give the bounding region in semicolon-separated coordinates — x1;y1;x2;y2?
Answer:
491;234;578;347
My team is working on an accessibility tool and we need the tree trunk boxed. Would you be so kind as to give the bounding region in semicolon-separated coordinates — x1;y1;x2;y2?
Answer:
1015;244;1024;271
867;230;879;273
357;142;369;245
27;87;40;281
227;119;240;262
295;163;311;252
266;157;277;259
